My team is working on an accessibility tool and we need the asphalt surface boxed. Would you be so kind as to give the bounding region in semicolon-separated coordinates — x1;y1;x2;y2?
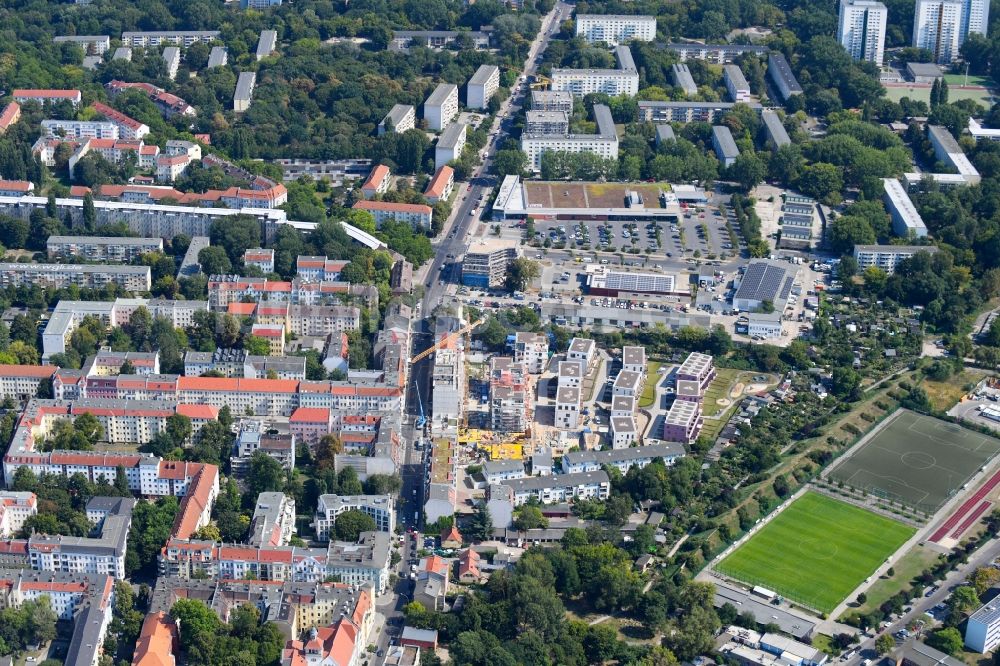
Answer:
374;6;568;662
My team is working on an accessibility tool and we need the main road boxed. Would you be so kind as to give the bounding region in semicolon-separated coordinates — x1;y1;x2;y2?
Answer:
375;6;568;662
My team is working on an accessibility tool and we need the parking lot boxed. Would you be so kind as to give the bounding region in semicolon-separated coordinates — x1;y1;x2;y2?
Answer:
515;202;747;261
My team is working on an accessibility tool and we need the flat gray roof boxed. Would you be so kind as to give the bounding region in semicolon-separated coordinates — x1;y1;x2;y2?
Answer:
501;470;610;492
761;109;791;147
767;52;803;94
437;122;466;149
713;582;816;639
426;83;457;107
563;443;684;467
469;64;499;86
615;45;636;71
593;103;616;138
207;46;227;68
712;125;739;159
384;104;414;126
724;64;750;91
235;71;256;101
256;30;277;58
656;124;676;142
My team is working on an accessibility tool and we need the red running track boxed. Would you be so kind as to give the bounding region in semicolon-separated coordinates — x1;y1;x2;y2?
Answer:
951;500;993;539
930;468;1000;543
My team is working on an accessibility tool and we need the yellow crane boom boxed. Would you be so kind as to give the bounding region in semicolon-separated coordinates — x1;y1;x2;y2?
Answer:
408;318;485;365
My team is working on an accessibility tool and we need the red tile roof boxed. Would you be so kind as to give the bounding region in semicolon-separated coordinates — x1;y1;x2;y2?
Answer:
91;101;146;131
424;165;454;199
0;180;32;192
289;407;330;423
175;404;219;420
133;611;179;666
0;102;20;131
14;89;80;100
226;303;257;316
361;165;390;192
0;364;56;378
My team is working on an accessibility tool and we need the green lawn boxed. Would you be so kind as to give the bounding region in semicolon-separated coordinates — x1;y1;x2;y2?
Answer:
639;361;662;408
884;84;994;107
716;492;915;613
943;73;993;87
703;368;742;417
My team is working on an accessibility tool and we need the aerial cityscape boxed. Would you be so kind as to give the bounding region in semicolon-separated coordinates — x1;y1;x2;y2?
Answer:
0;0;999;664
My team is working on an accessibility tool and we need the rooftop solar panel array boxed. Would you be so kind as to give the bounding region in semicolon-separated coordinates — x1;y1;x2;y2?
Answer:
605;271;675;293
735;261;793;303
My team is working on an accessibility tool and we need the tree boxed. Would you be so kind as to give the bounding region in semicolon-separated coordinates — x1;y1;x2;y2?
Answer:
363;474;402;495
209;215;261;267
971;567;1000;595
197;246;232;275
875;633;895;655
166;414;192;448
314;434;343;470
492;149;529;177
728;152;767;191
83;193;96;231
248;452;285;496
948;585;980;617
466;501;493;541
504;258;540;292
336;466;363;495
796;162;844;205
243;335;272;357
513;505;548;531
334;509;377;541
828;215;876;253
927;627;964;656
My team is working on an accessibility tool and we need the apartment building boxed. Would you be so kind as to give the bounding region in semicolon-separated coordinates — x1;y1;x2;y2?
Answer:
522;103;618;170
853;244;939;273
928;124;981;184
24;496;135;578
551;45;638;97
566;337;597;371
460;238;519;288
435;123;467;170
0;102;21;134
13;89;82;107
0;364;57;402
230;419;296;477
121;31;221;47
712;125;740;168
531;90;574;113
912;0;964;62
489;358;531;433
296;256;350;281
162;46;181;80
352;200;432;230
378;104;416;136
249;492;296;547
525;110;570;135
256;30;278;61
610;415;638;448
360;165;391;200
83;349;160;376
106;80;195;118
431;348;464;432
0;492;36;537
90;102;149;140
676;352;716;401
663;398;703;444
244;247;275;273
513;331;549;374
0;262;150;291
613;370;643;399
665;43;768;63
424;165;455;204
234;71;257;112
42;119;118;140
636;100;761;124
288;305;361;336
424;84;459;131
208;46;228;67
561;443;685;474
966;600;1000;653
767;53;803;101
314;494;396;540
390;30;491;51
467;65;500;109
761;109;791;148
53;35;111;54
47;235;163;262
499;471;610;506
837;0;888;64
672;63;698;95
883;178;928;237
575;14;656;45
723;64;752;103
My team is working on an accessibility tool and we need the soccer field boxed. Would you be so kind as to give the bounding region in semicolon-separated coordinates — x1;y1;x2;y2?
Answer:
716;493;914;613
828;409;1000;512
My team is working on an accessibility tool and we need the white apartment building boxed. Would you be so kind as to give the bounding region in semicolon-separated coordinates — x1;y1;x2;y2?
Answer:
622;346;646;375
435;122;467;170
522;103;618;171
500;471;610;506
13;89;82;107
966;600;1000;653
551;46;638;97
234;71;256;112
432;348;464;432
525;110;570;135
610;416;638;448
467;65;500;110
378;104;416;136
884;178;928;237
47;235;163;262
314;494;396;540
555;385;581;429
0;262;150;292
567;337;596;370
531;90;574;113
41;119;118;140
424;83;459;131
853;244;939;273
513;331;549;374
613;370;643;399
574;14;656;45
913;0;964;63
461;238;519;289
121;31;221;47
0;492;36;537
249;492;296;547
352;200;432;230
561;443;685;474
959;0;990;43
838;0;888;64
723;64;751;103
53;35;111;55
162;46;181;80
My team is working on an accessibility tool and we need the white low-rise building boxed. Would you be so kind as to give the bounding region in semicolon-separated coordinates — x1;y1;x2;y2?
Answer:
575;14;656;45
500;471;610;505
314;494;396;541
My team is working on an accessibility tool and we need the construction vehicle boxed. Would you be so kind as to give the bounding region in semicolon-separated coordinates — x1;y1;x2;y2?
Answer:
408;317;485;365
